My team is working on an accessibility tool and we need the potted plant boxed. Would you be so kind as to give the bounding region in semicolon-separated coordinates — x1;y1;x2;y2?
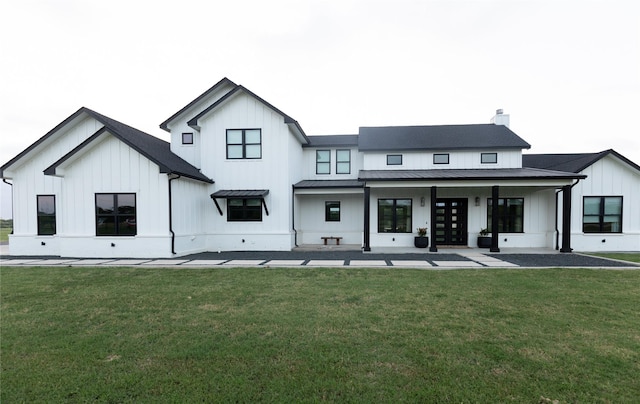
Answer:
477;228;491;248
414;227;429;248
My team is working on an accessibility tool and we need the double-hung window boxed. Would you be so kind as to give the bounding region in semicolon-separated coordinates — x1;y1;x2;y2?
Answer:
226;129;261;159
228;198;262;222
378;199;412;233
487;198;524;233
583;196;622;233
336;150;351;174
316;150;330;174
96;193;136;236
37;195;56;235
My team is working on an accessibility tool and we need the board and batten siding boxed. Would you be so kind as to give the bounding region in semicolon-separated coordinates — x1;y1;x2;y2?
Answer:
170;177;211;255
7;116;107;256
362;149;523;170
197;92;303;251
569;156;640;251
296;193;364;245
56;134;171;257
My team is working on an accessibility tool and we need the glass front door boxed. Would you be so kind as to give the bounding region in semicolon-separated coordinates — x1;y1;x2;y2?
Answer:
435;198;468;245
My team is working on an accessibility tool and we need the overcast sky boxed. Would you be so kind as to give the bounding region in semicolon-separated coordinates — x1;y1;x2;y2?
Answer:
1;0;639;219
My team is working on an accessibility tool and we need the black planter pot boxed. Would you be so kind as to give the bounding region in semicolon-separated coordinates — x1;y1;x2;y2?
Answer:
414;236;429;248
477;236;492;248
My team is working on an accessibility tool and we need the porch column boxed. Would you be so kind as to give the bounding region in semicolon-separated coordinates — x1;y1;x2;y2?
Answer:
490;185;500;252
560;185;573;253
429;186;438;252
363;186;371;252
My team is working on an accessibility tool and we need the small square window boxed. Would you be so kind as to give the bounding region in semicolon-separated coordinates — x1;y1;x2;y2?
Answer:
325;201;341;221
433;154;449;164
387;154;402;165
182;133;193;145
481;153;497;164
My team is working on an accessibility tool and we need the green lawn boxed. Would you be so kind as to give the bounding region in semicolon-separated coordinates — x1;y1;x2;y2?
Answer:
0;226;10;243
2;266;639;402
585;252;640;263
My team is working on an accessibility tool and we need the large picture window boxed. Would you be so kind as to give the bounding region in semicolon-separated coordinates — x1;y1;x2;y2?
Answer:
487;198;524;233
583;196;622;233
316;150;330;174
228;198;262;221
378;199;412;233
96;193;136;236
37;195;56;235
226;129;261;159
336;149;351;174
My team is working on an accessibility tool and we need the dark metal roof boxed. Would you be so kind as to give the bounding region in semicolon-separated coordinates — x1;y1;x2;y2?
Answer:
303;135;359;148
294;180;364;189
187;85;309;143
159;77;236;132
358;168;585;182
358;124;531;151
210;189;269;198
523;149;640;173
3;107;213;183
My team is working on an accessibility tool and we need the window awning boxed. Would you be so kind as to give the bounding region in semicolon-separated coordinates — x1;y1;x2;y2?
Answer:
210;189;269;216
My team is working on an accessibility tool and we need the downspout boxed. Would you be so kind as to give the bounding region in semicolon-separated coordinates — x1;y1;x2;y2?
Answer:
554;189;561;250
2;179;13;234
168;174;180;255
291;184;298;247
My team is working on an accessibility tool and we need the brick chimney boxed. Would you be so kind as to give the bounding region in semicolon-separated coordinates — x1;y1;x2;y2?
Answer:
490;109;510;127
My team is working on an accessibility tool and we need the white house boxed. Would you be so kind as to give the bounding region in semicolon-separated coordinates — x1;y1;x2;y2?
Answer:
2;78;639;257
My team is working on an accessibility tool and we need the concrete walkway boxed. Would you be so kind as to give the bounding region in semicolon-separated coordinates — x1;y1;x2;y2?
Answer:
1;244;638;269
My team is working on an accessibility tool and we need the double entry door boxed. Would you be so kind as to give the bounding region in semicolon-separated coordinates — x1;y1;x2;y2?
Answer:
435;198;468;245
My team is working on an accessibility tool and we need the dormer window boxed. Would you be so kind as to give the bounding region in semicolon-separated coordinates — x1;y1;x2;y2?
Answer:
182;132;193;145
433;154;449;164
387;154;402;165
481;152;497;164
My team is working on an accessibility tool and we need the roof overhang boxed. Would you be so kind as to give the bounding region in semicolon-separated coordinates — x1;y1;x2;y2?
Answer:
359;168;586;188
187;85;309;145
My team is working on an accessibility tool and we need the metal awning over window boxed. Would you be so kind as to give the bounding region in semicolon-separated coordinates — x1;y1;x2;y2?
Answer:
210;189;269;216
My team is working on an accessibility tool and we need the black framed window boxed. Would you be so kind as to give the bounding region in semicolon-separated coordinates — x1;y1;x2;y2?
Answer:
387;154;402;165
481;152;497;164
325;201;341;222
434;153;449;164
37;195;56;235
487;198;524;233
316;150;330;174
378;199;412;233
96;193;136;236
226;129;261;159
182;132;193;145
336;150;351;174
583;196;622;233
228;198;262;221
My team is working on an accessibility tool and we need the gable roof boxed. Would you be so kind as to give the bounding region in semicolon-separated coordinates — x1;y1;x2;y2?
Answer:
303;135;359;148
159;77;236;132
2;107;212;183
523;149;640;173
358;124;531;152
186;84;309;144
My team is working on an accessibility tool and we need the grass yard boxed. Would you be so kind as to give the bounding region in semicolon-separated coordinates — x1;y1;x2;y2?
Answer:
586;252;640;263
0;227;10;243
2;266;639;402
